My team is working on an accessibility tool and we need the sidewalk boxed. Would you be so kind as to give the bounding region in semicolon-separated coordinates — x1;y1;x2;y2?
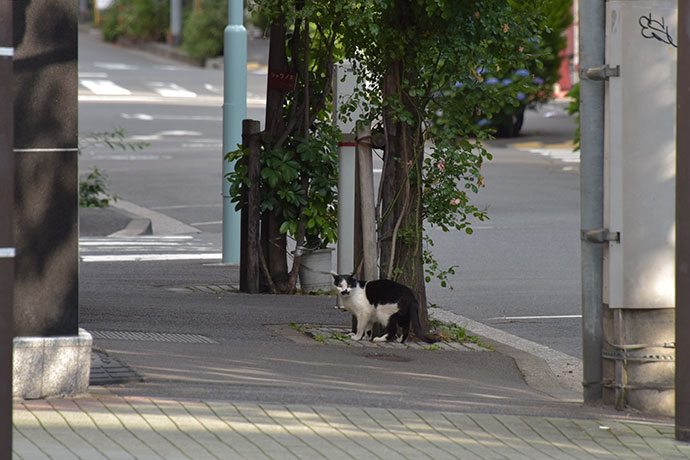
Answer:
13;393;688;459
11;205;681;458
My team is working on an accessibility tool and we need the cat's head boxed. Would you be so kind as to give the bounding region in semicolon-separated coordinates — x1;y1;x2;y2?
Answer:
331;272;357;296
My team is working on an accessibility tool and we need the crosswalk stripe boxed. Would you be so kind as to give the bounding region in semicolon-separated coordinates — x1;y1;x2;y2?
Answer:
529;148;580;163
79;236;221;262
81;253;222;262
80;79;131;96
147;81;197;98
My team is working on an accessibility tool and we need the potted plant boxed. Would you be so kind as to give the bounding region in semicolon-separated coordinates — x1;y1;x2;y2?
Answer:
226;115;339;294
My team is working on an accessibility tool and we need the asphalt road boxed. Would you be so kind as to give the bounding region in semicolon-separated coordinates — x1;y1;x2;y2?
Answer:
78;28;583;362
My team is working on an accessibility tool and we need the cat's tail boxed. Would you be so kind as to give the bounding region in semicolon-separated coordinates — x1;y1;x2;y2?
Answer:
409;297;437;344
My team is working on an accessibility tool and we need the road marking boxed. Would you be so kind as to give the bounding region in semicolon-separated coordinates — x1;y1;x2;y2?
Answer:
80;236;220;262
489;314;582;320
81;253;222;262
88;154;173;161
121;113;154;121
120;113;222;122
204;83;221;94
128;130;203;141
151;204;221;210
80;79;131;96
147;81;197;98
190;221;222;226
94;61;139;70
78;72;108;78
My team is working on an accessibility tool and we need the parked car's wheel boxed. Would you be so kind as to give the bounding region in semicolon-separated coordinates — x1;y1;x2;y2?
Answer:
495;110;525;138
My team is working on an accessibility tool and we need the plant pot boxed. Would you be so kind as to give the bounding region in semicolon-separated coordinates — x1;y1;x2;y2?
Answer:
298;247;334;293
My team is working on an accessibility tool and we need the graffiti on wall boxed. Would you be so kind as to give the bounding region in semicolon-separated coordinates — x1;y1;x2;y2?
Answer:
639;13;677;48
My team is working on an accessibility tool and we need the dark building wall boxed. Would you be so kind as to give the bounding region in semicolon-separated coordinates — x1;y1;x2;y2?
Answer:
12;0;79;336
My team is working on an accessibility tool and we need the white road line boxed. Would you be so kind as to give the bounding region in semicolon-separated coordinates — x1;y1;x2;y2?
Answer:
489;314;582;320
81;253;222;262
189;221;222;226
80;79;131;96
78;72;108;78
94;62;139;70
120;113;222;122
79;235;219;262
528;148;580;163
79;94;265;108
204;83;221;94
151;204;221;210
147;82;197;98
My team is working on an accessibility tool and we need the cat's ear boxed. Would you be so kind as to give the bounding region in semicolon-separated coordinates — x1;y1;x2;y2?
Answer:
330;271;339;280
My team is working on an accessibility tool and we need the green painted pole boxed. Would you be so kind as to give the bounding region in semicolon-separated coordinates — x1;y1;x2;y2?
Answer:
222;0;246;264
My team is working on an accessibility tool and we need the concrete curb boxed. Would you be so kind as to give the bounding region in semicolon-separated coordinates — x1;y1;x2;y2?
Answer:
110;200;199;236
431;308;583;401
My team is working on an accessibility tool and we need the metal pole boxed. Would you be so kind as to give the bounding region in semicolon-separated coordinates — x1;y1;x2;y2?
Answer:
579;0;605;402
0;0;14;455
676;0;690;442
337;136;356;275
222;0;247;264
170;0;182;46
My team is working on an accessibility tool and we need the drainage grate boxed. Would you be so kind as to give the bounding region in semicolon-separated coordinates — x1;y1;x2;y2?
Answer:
166;284;237;294
90;349;142;385
90;330;218;344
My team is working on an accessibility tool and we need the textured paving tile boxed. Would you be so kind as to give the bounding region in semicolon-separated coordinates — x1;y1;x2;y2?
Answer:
12;396;690;459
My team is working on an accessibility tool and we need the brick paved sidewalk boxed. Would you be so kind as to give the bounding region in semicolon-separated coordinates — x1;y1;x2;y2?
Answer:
12;393;690;459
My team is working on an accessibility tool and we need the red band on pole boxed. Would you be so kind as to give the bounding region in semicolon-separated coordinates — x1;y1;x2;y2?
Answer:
338;142;356;147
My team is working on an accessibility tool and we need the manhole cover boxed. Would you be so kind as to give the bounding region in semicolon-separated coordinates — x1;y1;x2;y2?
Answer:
90;330;217;344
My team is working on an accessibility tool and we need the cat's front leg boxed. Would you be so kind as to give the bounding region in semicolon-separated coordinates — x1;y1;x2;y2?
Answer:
349;312;372;341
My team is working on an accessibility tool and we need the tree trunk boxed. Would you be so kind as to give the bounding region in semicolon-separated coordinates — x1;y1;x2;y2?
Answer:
263;11;291;293
378;1;429;331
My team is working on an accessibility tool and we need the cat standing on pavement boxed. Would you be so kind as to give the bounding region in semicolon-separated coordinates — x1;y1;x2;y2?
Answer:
331;273;436;344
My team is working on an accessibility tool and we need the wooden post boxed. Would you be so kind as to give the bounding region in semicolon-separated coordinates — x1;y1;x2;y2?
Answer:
240;119;261;293
357;124;377;281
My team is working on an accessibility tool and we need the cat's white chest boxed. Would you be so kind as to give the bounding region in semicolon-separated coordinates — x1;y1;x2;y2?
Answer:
342;287;371;314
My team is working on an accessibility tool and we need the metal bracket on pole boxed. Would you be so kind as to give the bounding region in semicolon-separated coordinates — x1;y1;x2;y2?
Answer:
583;65;620;81
582;228;620;244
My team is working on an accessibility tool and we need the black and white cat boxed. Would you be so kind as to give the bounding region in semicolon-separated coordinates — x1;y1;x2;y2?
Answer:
332;273;436;344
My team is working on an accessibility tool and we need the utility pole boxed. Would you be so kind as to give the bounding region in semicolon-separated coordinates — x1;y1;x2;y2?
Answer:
676;0;690;442
221;0;247;264
578;0;605;403
170;0;182;46
0;0;13;455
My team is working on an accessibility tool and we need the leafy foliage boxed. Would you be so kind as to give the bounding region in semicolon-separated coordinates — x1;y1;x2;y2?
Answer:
227;117;340;250
100;0;170;43
229;1;564;298
78;129;149;208
79;168;116;208
334;1;549;291
182;0;228;61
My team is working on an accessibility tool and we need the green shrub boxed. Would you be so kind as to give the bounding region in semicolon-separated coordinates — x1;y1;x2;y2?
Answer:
100;0;170;43
182;0;228;61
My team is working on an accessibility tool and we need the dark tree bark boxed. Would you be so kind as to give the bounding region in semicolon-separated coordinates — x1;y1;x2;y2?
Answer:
378;2;429;330
263;12;291;293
